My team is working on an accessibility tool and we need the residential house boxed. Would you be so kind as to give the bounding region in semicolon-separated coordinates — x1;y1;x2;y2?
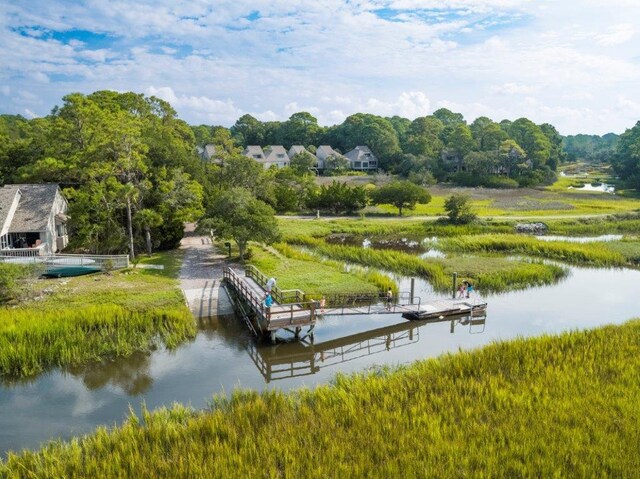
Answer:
344;146;378;171
243;145;266;161
262;145;290;169
288;145;308;159
315;145;346;170
197;144;223;164
441;150;465;173
0;184;69;256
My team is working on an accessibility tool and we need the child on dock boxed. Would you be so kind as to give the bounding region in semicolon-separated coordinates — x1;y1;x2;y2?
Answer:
457;283;466;298
263;292;273;321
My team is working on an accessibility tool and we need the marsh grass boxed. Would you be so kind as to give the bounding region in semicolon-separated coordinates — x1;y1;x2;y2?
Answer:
0;251;196;379
3;320;639;477
438;234;627;267
0;305;194;378
290;236;567;293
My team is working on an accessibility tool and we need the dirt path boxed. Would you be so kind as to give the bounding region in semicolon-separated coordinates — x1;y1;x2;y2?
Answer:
178;224;235;318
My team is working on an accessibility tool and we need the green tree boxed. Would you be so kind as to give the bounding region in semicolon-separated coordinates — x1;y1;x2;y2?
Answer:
369;181;431;216
289;151;316;175
404;116;444;158
308;181;367;214
279;112;322;148
201;188;279;260
612;121;640;191
470;117;507;151
324;154;350;173
230;114;265;146
444;194;476;224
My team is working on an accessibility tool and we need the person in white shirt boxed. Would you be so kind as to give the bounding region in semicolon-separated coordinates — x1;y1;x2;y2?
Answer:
266;277;276;293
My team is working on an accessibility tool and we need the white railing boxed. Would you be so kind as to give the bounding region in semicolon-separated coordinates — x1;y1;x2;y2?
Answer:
0;253;129;270
0;244;47;257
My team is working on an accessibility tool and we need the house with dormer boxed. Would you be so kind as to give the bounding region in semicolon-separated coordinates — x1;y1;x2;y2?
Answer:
262;145;290;169
0;184;69;256
315;145;346;170
344;146;378;171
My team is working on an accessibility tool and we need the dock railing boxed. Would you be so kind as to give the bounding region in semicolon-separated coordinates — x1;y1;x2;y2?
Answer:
244;264;305;303
225;267;317;327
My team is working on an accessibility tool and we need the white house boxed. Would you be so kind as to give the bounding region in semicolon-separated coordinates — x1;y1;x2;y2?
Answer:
344;146;378;171
315;145;345;170
197;144;223;164
0;184;69;255
262;145;290;169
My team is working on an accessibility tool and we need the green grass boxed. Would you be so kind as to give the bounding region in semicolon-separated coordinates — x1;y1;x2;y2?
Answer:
437;234;628;267
0;251;196;379
3;319;639;477
249;243;396;297
290;236;567;293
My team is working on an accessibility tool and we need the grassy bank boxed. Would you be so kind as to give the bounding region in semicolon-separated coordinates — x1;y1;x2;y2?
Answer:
437;234;628;267
288;236;567;293
0;251;196;379
3;319;639;477
249;243;396;297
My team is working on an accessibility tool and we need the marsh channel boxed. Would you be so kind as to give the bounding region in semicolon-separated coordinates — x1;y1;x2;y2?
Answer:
1;241;639;456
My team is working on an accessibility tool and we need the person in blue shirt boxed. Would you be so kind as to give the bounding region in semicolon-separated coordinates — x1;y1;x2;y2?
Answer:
263;292;273;321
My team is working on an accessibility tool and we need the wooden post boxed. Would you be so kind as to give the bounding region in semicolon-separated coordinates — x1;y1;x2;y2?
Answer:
452;272;458;299
410;278;415;304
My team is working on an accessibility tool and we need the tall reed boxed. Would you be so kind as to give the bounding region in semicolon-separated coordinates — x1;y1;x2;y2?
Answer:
3;319;639;477
0;304;195;378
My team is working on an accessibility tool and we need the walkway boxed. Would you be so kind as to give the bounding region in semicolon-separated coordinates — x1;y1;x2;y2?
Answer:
178;223;235;318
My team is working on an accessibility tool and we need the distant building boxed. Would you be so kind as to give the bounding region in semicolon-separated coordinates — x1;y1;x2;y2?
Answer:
262;145;290;169
197;144;223;164
0;184;69;255
243;145;266;161
344;146;378;171
315;145;345;170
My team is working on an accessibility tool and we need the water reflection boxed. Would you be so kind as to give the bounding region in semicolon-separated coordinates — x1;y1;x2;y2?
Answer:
249;313;486;382
1;265;639;456
67;352;154;396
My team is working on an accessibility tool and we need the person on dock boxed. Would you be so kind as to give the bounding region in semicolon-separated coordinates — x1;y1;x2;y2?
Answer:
266;277;276;294
320;295;326;313
386;288;393;311
457;282;466;299
466;281;474;298
263;292;273;321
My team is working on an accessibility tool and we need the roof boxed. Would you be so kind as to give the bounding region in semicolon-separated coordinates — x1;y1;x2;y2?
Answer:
316;145;343;160
263;145;289;162
288;145;308;156
345;145;375;162
2;184;62;233
244;145;265;159
203;144;217;159
0;186;20;233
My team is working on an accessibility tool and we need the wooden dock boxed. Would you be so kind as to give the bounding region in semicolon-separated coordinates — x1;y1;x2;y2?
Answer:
222;266;317;342
223;265;488;343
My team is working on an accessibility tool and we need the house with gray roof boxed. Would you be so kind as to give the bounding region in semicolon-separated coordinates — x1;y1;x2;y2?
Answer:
262;145;290;169
0;184;69;255
198;144;223;164
315;145;346;170
345;146;378;171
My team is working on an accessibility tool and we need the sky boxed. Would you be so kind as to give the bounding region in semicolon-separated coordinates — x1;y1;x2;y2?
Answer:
1;0;639;135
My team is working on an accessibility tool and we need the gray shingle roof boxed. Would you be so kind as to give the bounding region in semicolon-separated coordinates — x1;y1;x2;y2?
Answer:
345;145;375;162
263;145;289;162
0;186;20;233
243;145;265;159
4;184;61;233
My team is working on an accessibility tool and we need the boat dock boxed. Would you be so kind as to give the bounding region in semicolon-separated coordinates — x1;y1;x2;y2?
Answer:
222;265;487;343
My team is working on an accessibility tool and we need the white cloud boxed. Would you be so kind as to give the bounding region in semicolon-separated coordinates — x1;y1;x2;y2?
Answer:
1;0;640;134
595;24;635;46
24;108;39;118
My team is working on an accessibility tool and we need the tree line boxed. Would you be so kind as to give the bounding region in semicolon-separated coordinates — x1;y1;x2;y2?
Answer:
1;91;638;258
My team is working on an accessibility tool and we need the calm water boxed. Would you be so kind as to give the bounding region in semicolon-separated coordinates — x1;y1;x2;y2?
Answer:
1;266;639;456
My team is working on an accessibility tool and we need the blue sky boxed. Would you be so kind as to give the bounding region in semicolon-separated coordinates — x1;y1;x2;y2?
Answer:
1;0;639;135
